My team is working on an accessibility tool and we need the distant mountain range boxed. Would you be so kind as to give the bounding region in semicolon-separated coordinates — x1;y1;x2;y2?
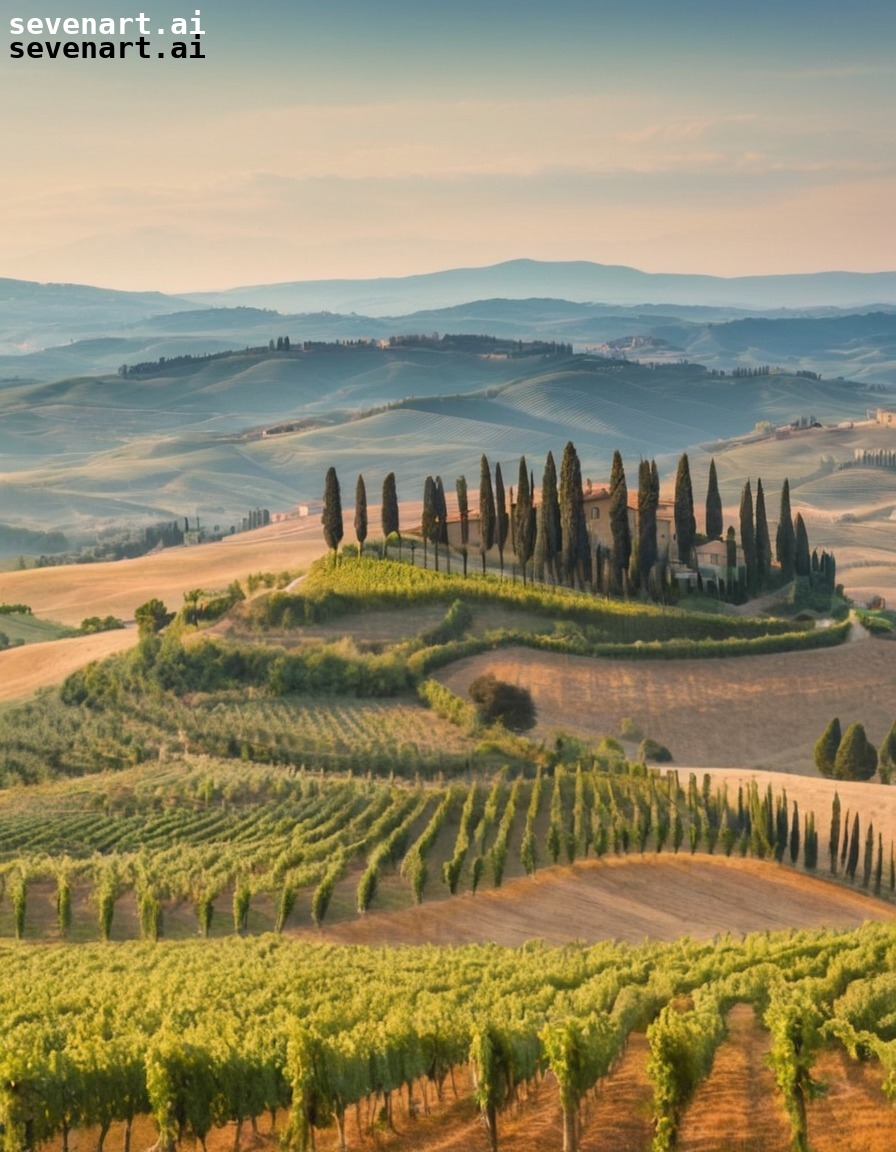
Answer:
188;259;896;315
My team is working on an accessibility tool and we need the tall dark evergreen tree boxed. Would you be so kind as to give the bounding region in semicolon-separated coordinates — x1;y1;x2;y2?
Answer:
879;721;896;785
478;455;496;575
828;791;841;875
674;453;696;567
535;451;562;584
725;526;737;590
354;474;368;557
638;459;659;592
834;722;878;782
495;462;509;578
705;457;723;540
558;441;587;588
847;812;860;880
755;478;771;590
435;476;450;573
794;513;811;578
739;480;757;594
456;475;470;577
608;450;631;594
422;475;437;570
381;471;400;559
776;478;796;580
513;457;535;584
814;716;841;778
321;466;343;558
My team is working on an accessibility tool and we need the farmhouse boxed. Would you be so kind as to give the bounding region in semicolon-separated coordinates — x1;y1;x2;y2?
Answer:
876;408;896;427
447;481;681;563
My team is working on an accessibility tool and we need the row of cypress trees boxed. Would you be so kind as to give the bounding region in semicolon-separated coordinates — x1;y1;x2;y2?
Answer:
323;451;833;603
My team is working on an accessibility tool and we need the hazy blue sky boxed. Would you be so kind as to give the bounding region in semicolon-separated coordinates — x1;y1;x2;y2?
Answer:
2;0;894;291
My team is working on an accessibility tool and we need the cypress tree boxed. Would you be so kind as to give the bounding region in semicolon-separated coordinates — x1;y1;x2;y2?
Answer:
638;459;658;591
875;833;883;894
878;720;896;785
513;457;535;584
814;717;841;778
794;513;811;578
478;455;496;575
321;466;343;557
608;450;631;594
535;451;561;584
828;791;841;875
422;475;437;569
834;722;878;781
725;526;737;593
558;441;587;588
755;477;771;590
776;478;796;579
354;474;367;557
705;457;723;539
495;462;509;577
863;822;874;888
381;471;400;559
789;801;800;865
739;480;756;594
435;476;450;573
674;453;696;566
847;813;860;880
456;475;470;576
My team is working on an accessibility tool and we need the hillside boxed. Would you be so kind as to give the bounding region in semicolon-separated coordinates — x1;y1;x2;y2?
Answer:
0;348;880;537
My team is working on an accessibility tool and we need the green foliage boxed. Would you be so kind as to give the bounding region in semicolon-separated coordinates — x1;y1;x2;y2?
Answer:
469;673;536;732
134;598;173;637
674;453;696;567
321;466;344;554
705;458;723;540
78;615;125;634
639;738;673;763
834;722;878;782
814;717;841;777
879;721;896;784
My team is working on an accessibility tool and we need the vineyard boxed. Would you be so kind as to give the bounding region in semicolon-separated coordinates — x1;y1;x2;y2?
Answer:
0;751;893;944
2;925;896;1152
0;552;892;1150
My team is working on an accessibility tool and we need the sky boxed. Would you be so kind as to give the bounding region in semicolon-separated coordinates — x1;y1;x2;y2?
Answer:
2;0;895;292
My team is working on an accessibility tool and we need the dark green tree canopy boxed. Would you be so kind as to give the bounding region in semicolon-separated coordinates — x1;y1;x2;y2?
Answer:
835;722;878;782
608;450;631;590
705;457;723;540
674;453;696;566
794;513;811;578
739;479;756;593
814;716;841;778
381;472;399;542
354;474;368;554
469;673;536;732
558;441;589;589
495;461;509;574
321;466;344;554
478;455;496;573
776;478;796;580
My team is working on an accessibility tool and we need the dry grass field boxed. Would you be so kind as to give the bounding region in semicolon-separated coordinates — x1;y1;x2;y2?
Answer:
0;516;329;628
435;639;895;775
312;855;896;949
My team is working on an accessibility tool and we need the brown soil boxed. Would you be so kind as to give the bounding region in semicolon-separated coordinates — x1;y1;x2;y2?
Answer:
678;1004;791;1152
434;641;896;774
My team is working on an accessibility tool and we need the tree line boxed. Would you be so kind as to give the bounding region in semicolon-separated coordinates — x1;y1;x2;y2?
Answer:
323;445;836;607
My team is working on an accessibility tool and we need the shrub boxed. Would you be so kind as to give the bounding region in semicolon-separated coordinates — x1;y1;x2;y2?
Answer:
639;738;673;763
834;722;878;782
814;717;841;778
468;674;536;732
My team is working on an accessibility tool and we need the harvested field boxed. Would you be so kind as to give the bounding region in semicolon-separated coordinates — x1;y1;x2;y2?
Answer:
434;639;896;774
310;856;896;948
0;516;329;628
0;628;135;702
